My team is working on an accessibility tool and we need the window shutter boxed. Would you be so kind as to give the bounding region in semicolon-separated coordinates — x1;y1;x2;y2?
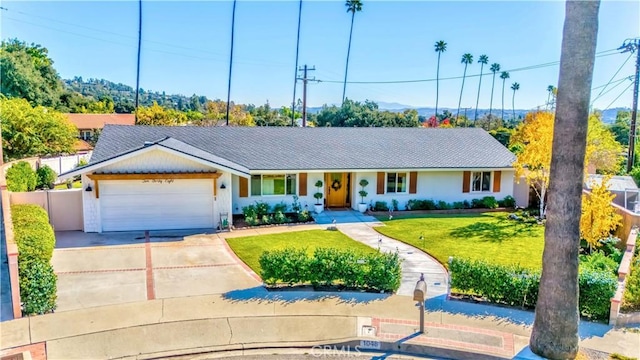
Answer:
299;173;307;196
409;172;417;194
493;171;501;193
462;171;471;193
377;172;385;194
239;177;248;198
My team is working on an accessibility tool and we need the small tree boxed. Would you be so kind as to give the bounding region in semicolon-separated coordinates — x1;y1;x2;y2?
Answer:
5;161;37;192
358;179;369;204
36;165;57;189
313;180;323;205
580;176;622;250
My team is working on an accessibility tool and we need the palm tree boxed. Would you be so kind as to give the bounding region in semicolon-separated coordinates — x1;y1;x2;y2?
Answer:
456;53;473;126
474;54;489;124
511;82;520;120
226;0;238;125
529;1;601;359
291;0;303;126
434;40;447;118
134;0;142;125
342;0;363;105
500;71;510;122
487;63;500;129
546;85;554;109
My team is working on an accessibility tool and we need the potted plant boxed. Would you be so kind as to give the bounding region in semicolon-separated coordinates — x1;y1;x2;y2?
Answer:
313;180;324;214
358;179;369;213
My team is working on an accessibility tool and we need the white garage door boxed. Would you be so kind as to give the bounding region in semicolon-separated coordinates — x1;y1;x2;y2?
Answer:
100;179;214;231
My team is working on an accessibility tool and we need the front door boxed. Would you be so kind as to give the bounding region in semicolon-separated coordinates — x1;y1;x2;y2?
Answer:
325;173;350;207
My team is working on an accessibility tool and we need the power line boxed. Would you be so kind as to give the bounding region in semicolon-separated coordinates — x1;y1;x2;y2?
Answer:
602;81;633;112
594;52;633;99
591;76;633;105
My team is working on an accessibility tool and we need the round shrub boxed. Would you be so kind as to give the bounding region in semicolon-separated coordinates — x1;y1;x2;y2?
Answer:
20;260;57;315
5;161;37;192
36;165;57;189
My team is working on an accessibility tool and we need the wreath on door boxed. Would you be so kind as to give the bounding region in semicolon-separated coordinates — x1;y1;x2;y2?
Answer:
331;179;342;191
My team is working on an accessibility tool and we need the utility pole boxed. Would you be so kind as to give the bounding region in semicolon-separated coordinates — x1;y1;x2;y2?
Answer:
462;107;470;127
622;38;640;173
297;65;316;127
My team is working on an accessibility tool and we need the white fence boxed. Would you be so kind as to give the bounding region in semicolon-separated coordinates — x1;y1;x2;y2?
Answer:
40;152;92;177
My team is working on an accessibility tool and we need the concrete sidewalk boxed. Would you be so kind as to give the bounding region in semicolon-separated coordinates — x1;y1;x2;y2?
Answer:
337;222;448;299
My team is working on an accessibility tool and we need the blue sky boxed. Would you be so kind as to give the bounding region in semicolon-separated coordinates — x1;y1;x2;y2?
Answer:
1;1;638;110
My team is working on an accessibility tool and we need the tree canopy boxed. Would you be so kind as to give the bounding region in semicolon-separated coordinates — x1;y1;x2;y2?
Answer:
315;99;419;127
0;97;78;159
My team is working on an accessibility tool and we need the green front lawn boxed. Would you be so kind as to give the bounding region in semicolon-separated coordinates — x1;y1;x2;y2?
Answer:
375;212;544;269
226;229;378;275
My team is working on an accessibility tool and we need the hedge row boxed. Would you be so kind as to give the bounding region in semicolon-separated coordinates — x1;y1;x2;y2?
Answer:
259;247;402;292
450;258;617;321
11;204;57;315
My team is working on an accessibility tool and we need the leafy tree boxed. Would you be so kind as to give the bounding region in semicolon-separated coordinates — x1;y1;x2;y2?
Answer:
488;127;514;148
586;113;623;174
1;97;77;159
200;100;255;126
342;0;363;104
580;176;622;249
488;63;501;125
499;71;510;121
511;82;520;121
315;99;419;127
434;40;447;117
0;39;64;108
36;165;57;189
529;1;600;358
609;110;630;146
474;54;489;123
456;53;473;124
135;102;187;126
546;85;557;110
6;161;37;192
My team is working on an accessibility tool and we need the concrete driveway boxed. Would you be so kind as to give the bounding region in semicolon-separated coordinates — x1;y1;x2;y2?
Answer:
52;230;260;312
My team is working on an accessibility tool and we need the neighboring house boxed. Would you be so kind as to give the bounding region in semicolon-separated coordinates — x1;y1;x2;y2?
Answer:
585;174;639;211
66;113;136;141
61;125;516;233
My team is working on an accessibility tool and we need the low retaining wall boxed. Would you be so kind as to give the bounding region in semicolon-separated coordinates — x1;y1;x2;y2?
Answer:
609;227;638;326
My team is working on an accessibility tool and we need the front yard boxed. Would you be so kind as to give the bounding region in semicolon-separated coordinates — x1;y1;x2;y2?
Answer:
226;229;378;275
375;212;544;269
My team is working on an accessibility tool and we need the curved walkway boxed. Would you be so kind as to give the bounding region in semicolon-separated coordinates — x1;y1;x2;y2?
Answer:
336;223;448;299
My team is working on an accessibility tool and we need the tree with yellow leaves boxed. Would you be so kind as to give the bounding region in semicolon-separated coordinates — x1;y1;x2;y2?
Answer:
511;111;623;217
580;176;622;249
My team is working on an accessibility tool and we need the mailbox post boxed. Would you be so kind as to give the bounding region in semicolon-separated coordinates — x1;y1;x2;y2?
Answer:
413;273;427;333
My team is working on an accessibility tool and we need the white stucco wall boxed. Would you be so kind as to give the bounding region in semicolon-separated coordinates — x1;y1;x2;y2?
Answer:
81;149;230;232
353;170;515;210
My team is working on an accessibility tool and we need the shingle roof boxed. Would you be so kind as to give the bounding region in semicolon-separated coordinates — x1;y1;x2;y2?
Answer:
585;175;638;192
91;125;516;171
66;114;136;129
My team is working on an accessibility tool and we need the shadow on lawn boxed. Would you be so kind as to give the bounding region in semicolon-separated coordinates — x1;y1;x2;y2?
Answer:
449;218;539;242
222;285;390;305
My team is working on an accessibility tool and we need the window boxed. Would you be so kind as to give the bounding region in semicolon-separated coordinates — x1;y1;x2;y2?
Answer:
80;130;92;140
386;172;407;193
251;174;297;196
472;171;491;192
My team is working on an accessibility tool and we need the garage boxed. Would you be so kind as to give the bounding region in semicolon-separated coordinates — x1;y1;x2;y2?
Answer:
99;179;215;231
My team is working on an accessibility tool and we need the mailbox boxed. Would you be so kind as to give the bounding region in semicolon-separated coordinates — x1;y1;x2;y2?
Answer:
413;280;427;302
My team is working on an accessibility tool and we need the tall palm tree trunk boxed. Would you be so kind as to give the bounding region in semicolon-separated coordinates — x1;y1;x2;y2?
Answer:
512;89;516;120
501;79;506;122
529;1;600;359
488;74;496;129
291;0;303;126
435;52;441;117
342;10;356;105
226;0;237;125
134;0;142;125
474;63;485;124
456;64;468;125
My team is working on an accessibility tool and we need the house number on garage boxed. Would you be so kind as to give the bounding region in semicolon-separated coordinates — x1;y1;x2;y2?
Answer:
142;179;175;184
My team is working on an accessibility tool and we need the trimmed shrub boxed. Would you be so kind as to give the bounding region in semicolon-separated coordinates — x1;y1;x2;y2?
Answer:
622;250;640;311
436;200;451;210
579;251;618;275
36;165;57;189
501;195;516;208
255;201;270;218
373;201;389;211
19;260;57;315
450;257;616;320
297;210;311;222
407;199;437;210
481;196;499;209
259;247;402;292
6;161;37;192
273;202;288;214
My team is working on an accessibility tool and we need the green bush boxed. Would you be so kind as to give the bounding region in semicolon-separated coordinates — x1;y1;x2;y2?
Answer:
579;251;619;275
450;257;616;320
255;201;270;218
501;195;516;208
373;201;389;211
242;204;257;219
481;196;499;209
622;250;640;311
273;202;288;214
6;161;37;192
297;210;311;222
407;199;437;210
436;200;451;210
258;247;402;292
19;260;57;315
36;165;57;189
273;211;288;224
